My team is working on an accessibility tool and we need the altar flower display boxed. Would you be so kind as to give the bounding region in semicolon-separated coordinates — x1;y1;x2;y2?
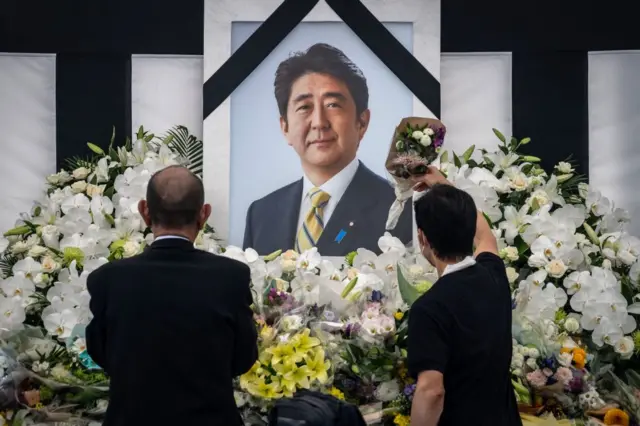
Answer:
0;124;639;425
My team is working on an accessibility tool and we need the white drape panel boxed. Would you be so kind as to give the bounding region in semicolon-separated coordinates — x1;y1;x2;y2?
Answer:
0;54;57;233
131;55;203;139
441;53;512;158
588;51;640;235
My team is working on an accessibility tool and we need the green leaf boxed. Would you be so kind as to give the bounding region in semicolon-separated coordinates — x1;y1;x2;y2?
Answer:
453;152;462;168
103;186;115;198
87;143;105;156
161;125;204;177
263;249;282;262
3;225;31;237
462;144;475;163
109;147;119;162
492;128;506;143
109;125;116;150
397;264;421;306
341;277;358;298
439;150;448;164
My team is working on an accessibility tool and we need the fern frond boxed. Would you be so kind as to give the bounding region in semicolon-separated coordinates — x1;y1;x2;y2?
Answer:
64;155;96;171
160;125;203;177
0;253;18;278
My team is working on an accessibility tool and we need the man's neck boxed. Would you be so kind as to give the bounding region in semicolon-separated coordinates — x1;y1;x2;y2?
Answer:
152;227;196;242
434;256;467;277
302;158;355;187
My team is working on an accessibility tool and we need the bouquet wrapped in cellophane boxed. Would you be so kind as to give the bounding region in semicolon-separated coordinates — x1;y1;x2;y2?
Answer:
384;117;446;231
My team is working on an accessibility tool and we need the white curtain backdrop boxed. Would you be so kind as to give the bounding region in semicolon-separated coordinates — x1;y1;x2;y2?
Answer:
588;51;640;236
131;55;204;139
441;53;512;158
0;54;57;233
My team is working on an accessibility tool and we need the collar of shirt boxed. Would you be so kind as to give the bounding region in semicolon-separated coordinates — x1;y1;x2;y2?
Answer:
299;157;360;228
441;256;477;276
153;235;191;243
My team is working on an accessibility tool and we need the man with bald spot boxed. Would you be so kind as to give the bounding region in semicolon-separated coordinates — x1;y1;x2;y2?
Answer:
86;165;258;426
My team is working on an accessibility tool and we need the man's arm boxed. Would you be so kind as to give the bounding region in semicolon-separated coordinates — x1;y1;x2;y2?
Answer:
232;266;258;376
407;302;450;426
411;371;445;426
85;269;108;372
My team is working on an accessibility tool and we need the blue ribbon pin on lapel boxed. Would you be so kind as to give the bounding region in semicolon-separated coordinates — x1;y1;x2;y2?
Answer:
335;222;354;243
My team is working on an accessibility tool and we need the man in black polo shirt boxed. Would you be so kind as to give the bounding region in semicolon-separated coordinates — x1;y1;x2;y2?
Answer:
407;167;521;426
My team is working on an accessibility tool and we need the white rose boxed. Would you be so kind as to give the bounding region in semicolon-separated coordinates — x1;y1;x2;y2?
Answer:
46;170;71;185
425;128;435;136
564;317;580;333
545;259;567;278
282;250;298;261
281;259;296;273
555;162;574;174
40;225;60;249
526;357;538;370
10;241;30;254
530;191;550;208
41;256;59;273
419;135;432;146
578;183;589;199
72;167;91;180
71;181;87;194
281;315;304;332
558;352;573;367
528;348;540;359
617;249;637;266
614;336;634;359
122;241;141;258
86;183;105;198
411;130;424;140
506;267;519;284
27;245;48;258
500;247;519;262
33;273;49;288
513;353;524;364
602;259;612;270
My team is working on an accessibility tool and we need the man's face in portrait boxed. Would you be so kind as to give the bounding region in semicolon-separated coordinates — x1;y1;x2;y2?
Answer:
280;72;370;175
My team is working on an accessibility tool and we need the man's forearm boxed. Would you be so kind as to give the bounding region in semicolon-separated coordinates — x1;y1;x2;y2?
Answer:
410;387;444;426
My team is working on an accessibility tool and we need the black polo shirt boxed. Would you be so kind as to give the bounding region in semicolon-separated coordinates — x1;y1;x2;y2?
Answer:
407;252;522;426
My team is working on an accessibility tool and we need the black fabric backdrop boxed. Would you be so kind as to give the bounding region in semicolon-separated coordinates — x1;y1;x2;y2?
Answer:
1;0;639;175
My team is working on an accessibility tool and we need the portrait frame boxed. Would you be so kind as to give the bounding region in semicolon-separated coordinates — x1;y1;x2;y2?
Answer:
203;0;440;242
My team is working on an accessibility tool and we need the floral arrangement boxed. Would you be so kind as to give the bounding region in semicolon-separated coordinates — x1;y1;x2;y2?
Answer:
387;117;445;178
0;125;639;426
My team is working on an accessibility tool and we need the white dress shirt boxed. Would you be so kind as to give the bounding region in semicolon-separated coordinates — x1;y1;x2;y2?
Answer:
153;235;191;243
296;157;360;232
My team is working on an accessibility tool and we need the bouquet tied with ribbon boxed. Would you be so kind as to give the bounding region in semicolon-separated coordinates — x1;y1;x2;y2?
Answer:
384;117;446;230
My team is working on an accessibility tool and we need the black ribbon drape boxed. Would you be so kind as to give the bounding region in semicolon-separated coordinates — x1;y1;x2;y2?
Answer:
203;0;440;120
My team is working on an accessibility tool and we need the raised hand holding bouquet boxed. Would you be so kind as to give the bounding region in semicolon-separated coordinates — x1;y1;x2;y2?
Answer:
385;117;446;231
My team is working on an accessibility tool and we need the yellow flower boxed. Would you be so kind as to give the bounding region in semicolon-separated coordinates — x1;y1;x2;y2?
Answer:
394;414;410;426
604;408;629;426
305;348;331;384
275;359;311;393
260;325;276;341
329;387;345;400
266;342;296;365
291;328;321;352
394;311;404;320
246;376;283;399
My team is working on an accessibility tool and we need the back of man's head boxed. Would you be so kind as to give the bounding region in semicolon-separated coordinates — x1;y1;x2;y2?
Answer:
414;184;477;261
145;165;205;229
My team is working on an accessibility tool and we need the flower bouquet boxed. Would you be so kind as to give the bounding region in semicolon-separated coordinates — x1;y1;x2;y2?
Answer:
384;117;446;231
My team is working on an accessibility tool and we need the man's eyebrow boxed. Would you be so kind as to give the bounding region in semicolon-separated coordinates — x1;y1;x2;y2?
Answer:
292;93;312;103
322;91;347;101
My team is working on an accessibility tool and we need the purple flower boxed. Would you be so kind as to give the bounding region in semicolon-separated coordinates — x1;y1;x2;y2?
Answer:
371;290;383;302
403;384;416;396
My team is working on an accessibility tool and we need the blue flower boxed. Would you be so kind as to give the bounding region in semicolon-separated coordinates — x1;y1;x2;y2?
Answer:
78;351;101;370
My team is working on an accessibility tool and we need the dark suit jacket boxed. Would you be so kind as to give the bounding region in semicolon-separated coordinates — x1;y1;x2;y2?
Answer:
86;237;258;426
243;161;413;256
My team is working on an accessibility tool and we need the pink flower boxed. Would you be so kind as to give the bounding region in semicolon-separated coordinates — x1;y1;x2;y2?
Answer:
526;369;548;388
542;368;554;377
554;367;573;386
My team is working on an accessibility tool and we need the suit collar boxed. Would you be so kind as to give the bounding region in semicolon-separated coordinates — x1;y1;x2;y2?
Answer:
301;157;359;205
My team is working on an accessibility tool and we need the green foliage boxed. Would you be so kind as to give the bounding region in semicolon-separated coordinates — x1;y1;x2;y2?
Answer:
160;125;204;177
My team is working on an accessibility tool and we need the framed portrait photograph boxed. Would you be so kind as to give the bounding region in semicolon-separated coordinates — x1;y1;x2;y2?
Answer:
204;0;440;255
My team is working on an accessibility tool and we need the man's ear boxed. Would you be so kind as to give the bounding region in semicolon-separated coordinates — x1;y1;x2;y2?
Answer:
138;200;151;227
357;109;371;142
279;116;291;145
200;204;212;229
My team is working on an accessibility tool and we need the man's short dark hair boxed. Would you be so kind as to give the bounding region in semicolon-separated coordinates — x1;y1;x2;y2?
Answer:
414;184;477;260
145;166;205;228
274;43;369;120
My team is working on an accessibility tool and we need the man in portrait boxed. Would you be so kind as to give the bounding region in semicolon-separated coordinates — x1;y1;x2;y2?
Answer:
243;43;413;256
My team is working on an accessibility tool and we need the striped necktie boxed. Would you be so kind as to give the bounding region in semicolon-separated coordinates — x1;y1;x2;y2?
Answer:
296;188;331;252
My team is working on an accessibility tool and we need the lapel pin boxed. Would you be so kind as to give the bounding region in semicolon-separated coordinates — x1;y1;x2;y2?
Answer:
335;229;347;243
349;222;354;227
